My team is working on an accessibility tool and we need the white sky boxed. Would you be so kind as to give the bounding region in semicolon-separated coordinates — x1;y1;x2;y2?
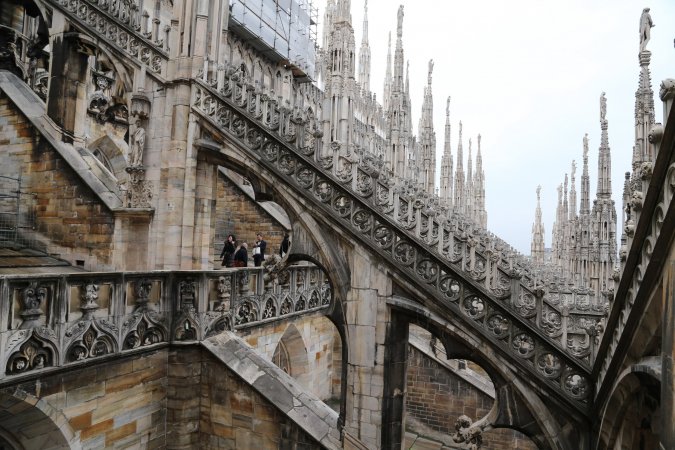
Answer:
314;0;675;254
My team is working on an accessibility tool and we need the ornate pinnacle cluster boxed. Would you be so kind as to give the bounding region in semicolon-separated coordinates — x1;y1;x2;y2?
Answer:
357;0;370;93
531;186;545;264
537;94;617;295
439;97;453;205
318;2;489;230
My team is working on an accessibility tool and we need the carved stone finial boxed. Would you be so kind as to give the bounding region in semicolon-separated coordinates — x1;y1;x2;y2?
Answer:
80;282;100;319
20;282;47;328
446;96;451;117
134;278;152;308
427;59;434;85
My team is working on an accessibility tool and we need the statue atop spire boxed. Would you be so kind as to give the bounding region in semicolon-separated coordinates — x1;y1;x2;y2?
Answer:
600;91;607;124
531;185;545;264
639;7;654;52
358;0;371;92
427;59;434;86
397;5;404;38
446;96;450;117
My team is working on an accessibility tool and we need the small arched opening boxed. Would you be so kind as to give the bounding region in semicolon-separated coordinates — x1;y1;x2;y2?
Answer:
271;315;343;412
405;324;538;449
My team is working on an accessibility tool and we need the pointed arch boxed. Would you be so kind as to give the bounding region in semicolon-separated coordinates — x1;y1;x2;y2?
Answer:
272;323;308;379
0;389;81;449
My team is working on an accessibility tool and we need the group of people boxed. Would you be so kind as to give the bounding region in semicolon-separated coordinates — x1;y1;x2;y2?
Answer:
220;232;289;268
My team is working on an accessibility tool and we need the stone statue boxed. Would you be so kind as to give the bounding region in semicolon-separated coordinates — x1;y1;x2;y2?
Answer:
600;92;607;122
446;96;450;117
583;133;589;159
130;125;146;166
397;5;404;38
427;59;434;85
639;7;654;52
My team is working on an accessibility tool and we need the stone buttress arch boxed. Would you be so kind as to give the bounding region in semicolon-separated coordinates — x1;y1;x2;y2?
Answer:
596;357;662;450
0;389;81;449
196;134;354;428
387;295;582;450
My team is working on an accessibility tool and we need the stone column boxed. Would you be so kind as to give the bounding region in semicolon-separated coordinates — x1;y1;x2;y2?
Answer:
381;311;409;450
662;251;675;449
342;248;392;448
192;156;218;268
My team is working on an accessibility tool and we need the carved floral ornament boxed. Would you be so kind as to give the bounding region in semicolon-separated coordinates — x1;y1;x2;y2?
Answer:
20;282;48;327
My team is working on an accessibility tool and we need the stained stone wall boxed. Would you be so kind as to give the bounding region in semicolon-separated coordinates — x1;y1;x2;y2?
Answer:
0;94;114;269
237;314;341;403
0;346;327;450
214;172;287;264
0;349;168;449
406;346;538;450
167;346;324;450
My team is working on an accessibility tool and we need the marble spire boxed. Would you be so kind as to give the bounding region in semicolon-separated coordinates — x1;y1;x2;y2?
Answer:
531;186;546;264
358;0;371;93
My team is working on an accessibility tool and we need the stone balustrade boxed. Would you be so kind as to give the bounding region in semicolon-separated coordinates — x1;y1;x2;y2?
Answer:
0;262;331;381
47;0;169;78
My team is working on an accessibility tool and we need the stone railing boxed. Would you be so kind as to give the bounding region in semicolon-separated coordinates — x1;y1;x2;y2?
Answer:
0;262;331;381
191;77;597;411
594;80;675;394
47;0;169;78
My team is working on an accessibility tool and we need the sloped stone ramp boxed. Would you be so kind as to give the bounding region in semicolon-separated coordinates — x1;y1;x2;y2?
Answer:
201;332;342;449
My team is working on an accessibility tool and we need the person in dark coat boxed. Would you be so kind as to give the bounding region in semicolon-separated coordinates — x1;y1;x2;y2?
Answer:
233;242;248;267
220;234;236;267
279;233;290;257
253;233;267;266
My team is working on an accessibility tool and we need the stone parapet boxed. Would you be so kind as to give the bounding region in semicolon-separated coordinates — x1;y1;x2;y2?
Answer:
0;262;331;384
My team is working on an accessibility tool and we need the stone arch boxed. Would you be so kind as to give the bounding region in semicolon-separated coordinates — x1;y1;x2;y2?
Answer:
194;132;365;429
273;323;308;381
597;358;661;450
243;310;343;410
88;134;130;181
384;296;580;450
0;389;81;449
195;138;352;302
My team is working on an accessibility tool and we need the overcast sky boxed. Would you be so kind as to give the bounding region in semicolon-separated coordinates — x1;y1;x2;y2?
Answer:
314;0;674;254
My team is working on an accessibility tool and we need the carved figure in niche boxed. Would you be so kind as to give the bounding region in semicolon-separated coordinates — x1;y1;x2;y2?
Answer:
639;8;654;52
129;125;146;166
